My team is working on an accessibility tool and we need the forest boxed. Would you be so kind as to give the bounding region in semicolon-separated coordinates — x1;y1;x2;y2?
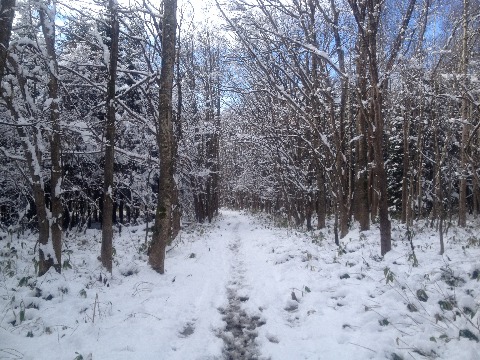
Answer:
1;0;480;359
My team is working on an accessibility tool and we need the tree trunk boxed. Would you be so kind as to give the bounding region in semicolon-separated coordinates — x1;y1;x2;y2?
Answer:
416;122;424;219
40;0;62;271
371;83;392;255
0;0;15;84
434;123;445;254
368;15;391;255
401;106;409;223
354;110;370;230
21;129;51;276
353;38;370;231
328;0;349;238
316;165;326;229
101;0;120;273
4;56;53;276
458;0;469;227
149;0;178;274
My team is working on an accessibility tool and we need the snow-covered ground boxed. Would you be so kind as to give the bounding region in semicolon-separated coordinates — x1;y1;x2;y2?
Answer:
1;210;480;359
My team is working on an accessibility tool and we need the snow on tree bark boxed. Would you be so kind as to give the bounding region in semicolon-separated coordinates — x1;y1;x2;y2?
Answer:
40;0;63;271
102;0;120;273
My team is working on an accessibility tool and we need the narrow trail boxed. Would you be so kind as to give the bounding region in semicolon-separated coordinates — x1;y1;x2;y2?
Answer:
217;221;266;359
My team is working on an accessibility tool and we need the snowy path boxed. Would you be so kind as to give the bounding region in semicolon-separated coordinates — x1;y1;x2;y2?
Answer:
2;210;480;360
217;219;266;359
158;210;273;359
166;210;365;360
212;210;362;360
191;210;380;359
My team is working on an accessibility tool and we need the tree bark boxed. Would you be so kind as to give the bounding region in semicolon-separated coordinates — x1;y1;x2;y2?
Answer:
401;105;409;223
433;116;445;254
0;0;15;84
316;163;326;229
4;54;53;276
40;0;62;271
416;121;424;219
327;0;349;238
353;37;370;231
458;0;469;227
371;81;392;255
149;0;178;274
101;0;120;273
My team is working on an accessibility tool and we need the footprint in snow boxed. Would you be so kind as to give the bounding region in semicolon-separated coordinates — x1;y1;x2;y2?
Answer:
217;288;266;359
179;321;195;338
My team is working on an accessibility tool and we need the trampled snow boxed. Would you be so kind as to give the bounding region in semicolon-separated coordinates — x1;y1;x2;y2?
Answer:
1;210;479;359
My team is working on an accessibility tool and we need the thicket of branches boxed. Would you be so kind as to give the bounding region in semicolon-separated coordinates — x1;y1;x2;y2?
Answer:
0;0;479;276
0;0;222;274
219;0;480;254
